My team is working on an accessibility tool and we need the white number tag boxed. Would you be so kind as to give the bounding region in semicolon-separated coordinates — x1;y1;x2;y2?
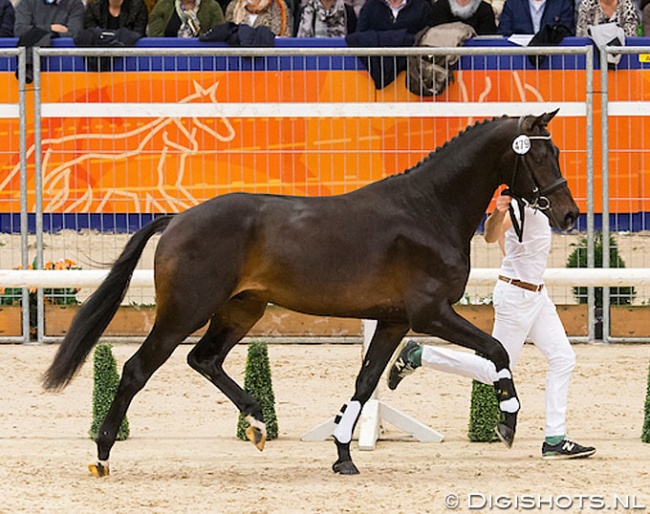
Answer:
512;135;531;155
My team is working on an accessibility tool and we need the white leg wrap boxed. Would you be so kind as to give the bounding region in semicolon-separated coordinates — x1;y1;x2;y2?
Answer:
500;397;520;413
245;415;267;437
332;401;361;444
497;368;512;380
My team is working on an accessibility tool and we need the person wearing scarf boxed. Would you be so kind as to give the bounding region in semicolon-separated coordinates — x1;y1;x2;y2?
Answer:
296;0;357;37
225;0;293;36
147;0;225;36
430;0;497;34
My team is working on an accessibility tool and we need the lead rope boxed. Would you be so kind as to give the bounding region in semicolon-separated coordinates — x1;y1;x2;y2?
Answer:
502;152;526;243
505;121;534;243
508;194;526;243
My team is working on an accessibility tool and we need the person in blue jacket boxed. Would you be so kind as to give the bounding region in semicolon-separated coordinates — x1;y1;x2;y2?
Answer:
497;0;574;36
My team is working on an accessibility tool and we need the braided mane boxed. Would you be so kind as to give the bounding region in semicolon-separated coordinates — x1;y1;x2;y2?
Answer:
372;116;511;186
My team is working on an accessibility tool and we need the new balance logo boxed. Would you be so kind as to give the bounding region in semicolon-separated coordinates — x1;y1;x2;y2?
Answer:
562;441;575;452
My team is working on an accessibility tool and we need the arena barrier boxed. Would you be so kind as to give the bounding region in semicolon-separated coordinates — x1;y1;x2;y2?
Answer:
1;41;649;343
0;47;30;343
598;45;650;342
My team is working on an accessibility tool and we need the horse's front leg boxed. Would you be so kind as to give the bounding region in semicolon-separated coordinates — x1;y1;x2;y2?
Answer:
410;301;520;448
332;321;409;475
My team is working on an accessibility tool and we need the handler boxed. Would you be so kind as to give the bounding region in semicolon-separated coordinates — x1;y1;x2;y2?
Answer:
388;193;596;460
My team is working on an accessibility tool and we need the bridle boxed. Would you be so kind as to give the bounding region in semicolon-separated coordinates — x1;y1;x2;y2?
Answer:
502;117;568;241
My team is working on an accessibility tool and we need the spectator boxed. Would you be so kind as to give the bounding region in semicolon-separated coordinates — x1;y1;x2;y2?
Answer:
576;0;639;36
0;0;15;37
147;0;225;37
497;0;574;35
225;0;292;36
356;0;433;33
296;0;356;37
14;0;85;82
644;0;650;35
430;0;497;35
15;0;85;39
85;0;149;35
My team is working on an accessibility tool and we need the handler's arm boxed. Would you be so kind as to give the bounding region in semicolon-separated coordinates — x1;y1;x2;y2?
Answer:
484;195;512;250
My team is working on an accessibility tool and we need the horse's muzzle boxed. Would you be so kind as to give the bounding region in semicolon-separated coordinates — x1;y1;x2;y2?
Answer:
561;207;580;231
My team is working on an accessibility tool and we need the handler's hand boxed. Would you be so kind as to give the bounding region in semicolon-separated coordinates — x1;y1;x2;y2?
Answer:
494;194;511;213
50;24;68;33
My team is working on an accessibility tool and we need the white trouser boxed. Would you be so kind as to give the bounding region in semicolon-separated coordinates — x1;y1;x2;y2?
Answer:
421;280;576;438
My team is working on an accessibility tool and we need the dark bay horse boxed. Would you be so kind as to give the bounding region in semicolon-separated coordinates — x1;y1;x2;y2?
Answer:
43;111;579;477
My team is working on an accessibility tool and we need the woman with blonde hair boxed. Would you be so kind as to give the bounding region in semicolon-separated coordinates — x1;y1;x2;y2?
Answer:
225;0;293;36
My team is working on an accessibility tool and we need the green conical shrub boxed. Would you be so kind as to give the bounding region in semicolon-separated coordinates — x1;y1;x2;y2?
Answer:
642;360;650;443
237;340;278;441
566;232;635;307
468;380;500;442
89;344;129;441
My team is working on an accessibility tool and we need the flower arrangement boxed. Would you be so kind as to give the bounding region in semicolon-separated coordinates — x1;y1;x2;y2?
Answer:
0;258;81;307
0;258;81;339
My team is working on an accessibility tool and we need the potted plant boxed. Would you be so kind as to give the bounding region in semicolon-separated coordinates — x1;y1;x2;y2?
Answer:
565;232;635;339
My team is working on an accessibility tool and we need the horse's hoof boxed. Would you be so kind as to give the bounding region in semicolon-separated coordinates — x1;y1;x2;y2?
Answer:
494;423;515;448
88;462;110;478
246;425;266;451
332;460;360;475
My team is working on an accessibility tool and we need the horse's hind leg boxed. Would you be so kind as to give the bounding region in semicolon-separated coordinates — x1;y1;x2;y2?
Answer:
332;320;409;475
90;322;192;477
187;296;268;450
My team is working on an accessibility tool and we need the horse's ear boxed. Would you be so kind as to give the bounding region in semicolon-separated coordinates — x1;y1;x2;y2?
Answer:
537;109;560;128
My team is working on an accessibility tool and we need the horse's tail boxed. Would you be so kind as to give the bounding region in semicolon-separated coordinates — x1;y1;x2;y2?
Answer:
43;215;174;391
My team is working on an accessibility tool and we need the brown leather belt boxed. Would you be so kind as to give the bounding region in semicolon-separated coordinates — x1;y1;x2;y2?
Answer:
498;275;544;292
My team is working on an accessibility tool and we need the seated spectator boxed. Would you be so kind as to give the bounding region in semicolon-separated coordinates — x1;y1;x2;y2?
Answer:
644;0;650;36
497;0;574;35
430;0;497;35
85;0;149;35
356;0;433;34
0;0;14;37
296;0;356;37
15;0;85;39
225;0;292;36
147;0;225;37
576;0;639;36
14;0;85;82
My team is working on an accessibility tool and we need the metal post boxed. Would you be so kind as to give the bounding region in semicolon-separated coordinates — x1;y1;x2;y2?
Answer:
600;47;610;343
18;47;30;344
33;48;44;344
584;45;596;342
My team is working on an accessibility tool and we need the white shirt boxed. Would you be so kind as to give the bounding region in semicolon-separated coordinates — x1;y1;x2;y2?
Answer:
528;0;547;34
385;0;408;20
500;204;551;285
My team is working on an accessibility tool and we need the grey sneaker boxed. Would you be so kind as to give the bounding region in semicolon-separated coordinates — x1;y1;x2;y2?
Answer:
542;439;596;460
387;340;421;390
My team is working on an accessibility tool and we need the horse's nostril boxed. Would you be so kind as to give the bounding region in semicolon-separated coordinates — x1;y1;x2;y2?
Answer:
564;212;577;230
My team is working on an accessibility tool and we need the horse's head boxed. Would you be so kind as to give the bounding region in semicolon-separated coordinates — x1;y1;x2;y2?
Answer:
502;110;579;231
